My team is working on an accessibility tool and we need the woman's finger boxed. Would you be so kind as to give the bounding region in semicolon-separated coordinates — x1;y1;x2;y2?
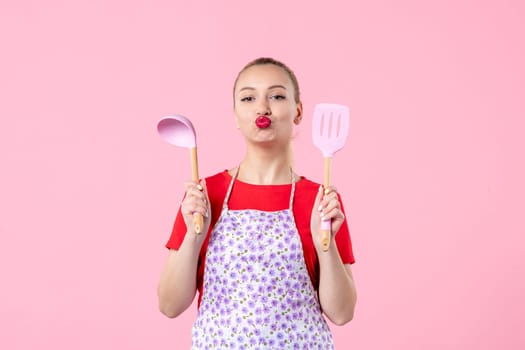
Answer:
186;187;206;200
323;185;337;195
181;201;207;217
200;179;210;212
184;181;200;191
313;185;323;215
182;180;209;219
322;206;345;221
320;191;339;212
321;200;340;217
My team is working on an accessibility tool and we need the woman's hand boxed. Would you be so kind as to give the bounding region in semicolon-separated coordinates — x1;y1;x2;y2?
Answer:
310;185;356;324
181;179;211;244
310;185;346;251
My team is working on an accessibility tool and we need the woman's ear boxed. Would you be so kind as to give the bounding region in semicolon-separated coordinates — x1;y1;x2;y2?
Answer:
294;102;303;125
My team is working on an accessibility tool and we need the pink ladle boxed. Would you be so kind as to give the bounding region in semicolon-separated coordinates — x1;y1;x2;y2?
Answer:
157;115;203;234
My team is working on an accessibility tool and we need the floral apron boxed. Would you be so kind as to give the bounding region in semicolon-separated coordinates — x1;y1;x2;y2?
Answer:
191;169;334;349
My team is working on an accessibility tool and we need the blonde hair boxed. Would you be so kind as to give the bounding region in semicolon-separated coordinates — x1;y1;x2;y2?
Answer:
233;57;301;105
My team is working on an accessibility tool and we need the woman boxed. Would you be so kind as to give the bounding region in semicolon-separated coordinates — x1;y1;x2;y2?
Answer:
158;57;357;349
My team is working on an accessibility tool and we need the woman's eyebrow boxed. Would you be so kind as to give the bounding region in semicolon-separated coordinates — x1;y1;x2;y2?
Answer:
239;87;256;92
268;85;287;90
238;85;287;92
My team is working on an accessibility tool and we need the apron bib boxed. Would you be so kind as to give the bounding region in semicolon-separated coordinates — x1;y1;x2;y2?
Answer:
191;168;334;349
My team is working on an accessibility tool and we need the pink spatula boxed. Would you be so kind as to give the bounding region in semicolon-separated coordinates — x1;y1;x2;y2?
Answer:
312;103;350;251
157;115;204;234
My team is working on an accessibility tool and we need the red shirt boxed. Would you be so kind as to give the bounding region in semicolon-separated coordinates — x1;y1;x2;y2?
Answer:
166;170;355;307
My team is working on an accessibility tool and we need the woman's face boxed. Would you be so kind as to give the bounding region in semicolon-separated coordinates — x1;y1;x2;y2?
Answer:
234;64;302;146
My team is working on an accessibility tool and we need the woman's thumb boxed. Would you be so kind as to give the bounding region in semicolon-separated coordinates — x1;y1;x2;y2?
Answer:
200;178;208;194
313;185;323;210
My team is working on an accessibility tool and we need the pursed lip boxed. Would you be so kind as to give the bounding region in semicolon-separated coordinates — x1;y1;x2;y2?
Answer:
255;115;272;129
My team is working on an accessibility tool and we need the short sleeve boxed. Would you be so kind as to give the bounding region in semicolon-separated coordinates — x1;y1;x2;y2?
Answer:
164;171;229;251
165;203;188;250
335;194;355;264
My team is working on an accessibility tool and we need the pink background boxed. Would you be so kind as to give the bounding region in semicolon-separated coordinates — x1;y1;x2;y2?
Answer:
1;0;524;349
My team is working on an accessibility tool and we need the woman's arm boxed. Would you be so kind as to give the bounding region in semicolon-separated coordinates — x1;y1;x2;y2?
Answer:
317;252;357;325
158;235;202;318
157;180;211;318
311;186;357;325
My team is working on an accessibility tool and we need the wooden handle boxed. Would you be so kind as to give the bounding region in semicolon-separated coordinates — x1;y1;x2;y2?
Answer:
190;147;203;234
321;157;332;252
320;224;331;251
324;157;332;189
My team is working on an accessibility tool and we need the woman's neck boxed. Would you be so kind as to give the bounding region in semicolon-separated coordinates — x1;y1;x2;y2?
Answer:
235;143;294;185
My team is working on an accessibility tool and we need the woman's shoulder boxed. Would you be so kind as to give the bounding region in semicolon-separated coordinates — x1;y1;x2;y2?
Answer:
296;176;321;192
292;176;321;207
204;169;230;184
203;170;231;192
201;170;230;207
296;175;346;203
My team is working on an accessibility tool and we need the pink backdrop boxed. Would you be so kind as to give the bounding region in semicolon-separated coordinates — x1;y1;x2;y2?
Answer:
1;0;524;349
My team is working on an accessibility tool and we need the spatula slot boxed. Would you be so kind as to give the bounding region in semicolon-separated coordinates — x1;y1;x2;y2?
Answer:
327;112;334;138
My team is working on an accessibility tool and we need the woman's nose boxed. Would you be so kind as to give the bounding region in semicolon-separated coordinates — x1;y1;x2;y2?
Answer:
256;100;271;116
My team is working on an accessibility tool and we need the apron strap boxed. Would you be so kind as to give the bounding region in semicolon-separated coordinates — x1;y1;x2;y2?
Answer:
222;167;240;210
289;170;296;211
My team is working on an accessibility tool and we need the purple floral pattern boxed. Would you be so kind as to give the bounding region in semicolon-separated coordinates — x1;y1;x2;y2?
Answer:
191;207;335;350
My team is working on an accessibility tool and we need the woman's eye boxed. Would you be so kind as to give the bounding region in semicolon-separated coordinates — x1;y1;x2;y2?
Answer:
240;96;254;102
270;94;286;100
